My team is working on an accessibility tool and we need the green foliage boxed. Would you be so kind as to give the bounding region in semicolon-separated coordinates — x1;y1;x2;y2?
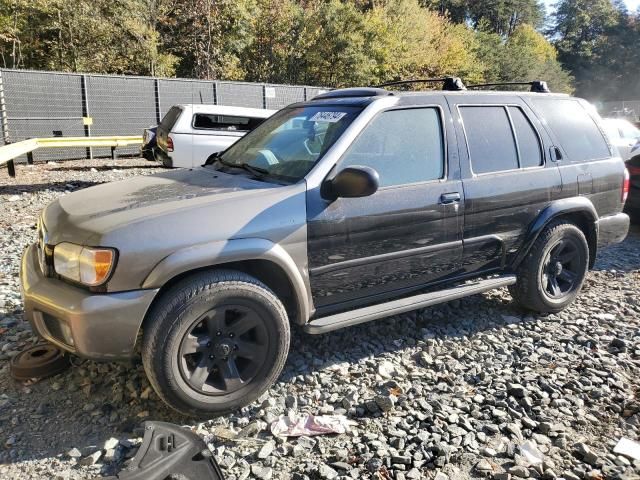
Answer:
550;0;640;100
422;0;545;36
0;0;572;95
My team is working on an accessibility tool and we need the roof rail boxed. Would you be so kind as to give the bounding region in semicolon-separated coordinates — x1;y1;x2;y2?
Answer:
312;87;392;100
374;77;466;92
466;80;550;93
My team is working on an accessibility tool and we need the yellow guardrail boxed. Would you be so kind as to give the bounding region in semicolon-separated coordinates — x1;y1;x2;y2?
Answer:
1;136;143;177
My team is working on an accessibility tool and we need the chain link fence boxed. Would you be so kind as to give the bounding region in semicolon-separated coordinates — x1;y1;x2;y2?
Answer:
600;100;640;121
0;69;328;163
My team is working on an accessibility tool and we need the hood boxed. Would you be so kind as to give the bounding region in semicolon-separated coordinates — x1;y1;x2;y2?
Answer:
42;167;292;243
41;167;308;292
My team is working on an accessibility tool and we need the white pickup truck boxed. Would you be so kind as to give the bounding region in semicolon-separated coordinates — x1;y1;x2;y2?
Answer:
145;104;275;168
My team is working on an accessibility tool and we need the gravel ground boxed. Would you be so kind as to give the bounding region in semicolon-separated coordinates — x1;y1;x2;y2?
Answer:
0;158;639;480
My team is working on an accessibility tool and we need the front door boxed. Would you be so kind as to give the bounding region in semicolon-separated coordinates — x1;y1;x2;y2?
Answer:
307;104;464;313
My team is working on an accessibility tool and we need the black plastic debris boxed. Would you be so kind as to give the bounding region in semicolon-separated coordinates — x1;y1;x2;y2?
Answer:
99;421;224;480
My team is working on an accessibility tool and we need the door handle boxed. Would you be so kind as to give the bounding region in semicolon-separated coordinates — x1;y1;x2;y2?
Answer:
439;192;461;205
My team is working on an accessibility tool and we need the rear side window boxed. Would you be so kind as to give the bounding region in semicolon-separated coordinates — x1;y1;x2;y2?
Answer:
159;106;182;131
531;99;610;162
192;114;266;132
339;108;445;187
460;106;518;174
509;107;543;168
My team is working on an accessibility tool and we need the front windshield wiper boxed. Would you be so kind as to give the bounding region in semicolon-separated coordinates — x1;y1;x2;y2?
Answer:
215;156;270;178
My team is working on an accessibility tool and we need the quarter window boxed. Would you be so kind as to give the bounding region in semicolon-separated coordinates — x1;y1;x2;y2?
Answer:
531;99;610;162
339;108;445;188
509;107;543;168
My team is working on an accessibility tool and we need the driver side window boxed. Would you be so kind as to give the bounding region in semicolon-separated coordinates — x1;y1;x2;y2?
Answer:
339;108;445;188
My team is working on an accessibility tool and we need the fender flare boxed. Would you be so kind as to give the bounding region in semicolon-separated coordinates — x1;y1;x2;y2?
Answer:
141;238;311;323
512;197;598;269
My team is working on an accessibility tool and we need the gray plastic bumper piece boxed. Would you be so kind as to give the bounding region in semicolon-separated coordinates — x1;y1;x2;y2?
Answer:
98;421;224;480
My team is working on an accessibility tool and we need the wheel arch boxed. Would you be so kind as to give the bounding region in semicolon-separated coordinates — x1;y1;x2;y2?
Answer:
512;197;598;270
141;238;311;326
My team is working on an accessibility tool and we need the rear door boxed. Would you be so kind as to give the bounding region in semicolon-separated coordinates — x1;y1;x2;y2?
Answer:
448;96;562;273
307;102;464;312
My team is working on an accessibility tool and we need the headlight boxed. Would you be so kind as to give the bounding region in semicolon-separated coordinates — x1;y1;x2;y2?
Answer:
53;243;116;286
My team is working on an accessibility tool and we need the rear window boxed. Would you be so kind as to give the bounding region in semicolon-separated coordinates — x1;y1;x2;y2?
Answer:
532;99;610;162
192;114;266;132
159;106;182;131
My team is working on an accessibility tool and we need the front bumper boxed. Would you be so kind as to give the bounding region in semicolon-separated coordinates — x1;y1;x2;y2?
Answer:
20;244;159;360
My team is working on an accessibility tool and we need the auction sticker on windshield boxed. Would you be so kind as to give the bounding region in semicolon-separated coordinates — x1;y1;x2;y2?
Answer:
310;111;347;123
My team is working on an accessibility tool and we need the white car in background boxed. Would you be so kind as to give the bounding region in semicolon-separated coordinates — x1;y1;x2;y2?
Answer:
603;118;640;161
150;104;275;168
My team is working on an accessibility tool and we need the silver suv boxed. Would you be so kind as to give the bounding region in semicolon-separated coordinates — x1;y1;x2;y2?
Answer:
21;81;629;416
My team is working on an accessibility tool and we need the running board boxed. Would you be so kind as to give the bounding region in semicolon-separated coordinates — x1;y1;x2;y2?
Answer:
304;275;517;334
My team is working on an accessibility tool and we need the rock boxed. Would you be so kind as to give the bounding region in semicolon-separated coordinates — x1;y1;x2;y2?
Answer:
374;394;396;412
508;384;527;398
318;463;338;479
103;437;119;450
258;441;275;459
79;450;102;466
66;448;82;459
251;465;273;480
476;459;494;473
508;465;529;478
296;436;316;450
574;442;600;466
434;473;449;480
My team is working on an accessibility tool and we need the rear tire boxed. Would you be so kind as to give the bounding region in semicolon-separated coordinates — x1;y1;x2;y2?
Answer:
510;221;589;313
142;270;290;417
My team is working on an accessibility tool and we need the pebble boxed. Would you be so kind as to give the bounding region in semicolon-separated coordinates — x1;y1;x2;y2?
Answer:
0;158;639;480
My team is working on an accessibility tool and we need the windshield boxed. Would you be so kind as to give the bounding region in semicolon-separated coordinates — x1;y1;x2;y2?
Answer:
215;105;362;182
619;120;640;140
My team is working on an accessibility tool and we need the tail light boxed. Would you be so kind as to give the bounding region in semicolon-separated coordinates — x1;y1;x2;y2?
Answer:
626;165;640;175
622;167;630;204
167;135;174;152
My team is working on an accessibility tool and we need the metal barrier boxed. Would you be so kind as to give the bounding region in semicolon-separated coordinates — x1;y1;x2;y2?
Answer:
0;68;327;165
1;135;142;177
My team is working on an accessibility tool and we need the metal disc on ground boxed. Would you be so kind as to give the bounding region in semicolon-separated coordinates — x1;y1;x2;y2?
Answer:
10;343;71;381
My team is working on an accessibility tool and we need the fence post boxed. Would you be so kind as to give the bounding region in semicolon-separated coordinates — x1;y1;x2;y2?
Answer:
213;82;217;105
262;84;267;109
81;74;92;159
154;78;162;123
0;70;10;146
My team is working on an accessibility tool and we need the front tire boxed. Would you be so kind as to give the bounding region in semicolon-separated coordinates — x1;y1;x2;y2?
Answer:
142;270;290;417
510;221;589;313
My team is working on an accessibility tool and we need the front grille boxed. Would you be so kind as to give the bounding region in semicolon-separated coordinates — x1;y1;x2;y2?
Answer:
36;218;53;277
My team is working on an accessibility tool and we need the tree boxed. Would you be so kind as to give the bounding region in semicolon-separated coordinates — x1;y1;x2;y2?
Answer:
549;0;639;100
422;0;545;36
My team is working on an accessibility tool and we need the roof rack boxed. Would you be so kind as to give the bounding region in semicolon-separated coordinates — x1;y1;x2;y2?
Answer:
312;87;392;100
374;77;466;92
466;80;550;93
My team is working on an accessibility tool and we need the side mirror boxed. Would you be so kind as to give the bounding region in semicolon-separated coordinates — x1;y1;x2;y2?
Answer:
322;166;379;200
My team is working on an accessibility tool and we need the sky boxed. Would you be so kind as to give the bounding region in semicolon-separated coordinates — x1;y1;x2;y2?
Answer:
543;0;640;12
